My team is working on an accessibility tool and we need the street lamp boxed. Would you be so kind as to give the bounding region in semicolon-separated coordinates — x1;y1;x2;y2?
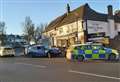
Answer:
50;32;56;46
75;13;79;44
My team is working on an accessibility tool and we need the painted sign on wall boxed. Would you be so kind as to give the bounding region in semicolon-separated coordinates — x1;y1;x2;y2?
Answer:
87;20;108;34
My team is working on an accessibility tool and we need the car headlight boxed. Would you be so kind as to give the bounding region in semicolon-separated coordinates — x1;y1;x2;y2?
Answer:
45;50;48;53
112;49;119;55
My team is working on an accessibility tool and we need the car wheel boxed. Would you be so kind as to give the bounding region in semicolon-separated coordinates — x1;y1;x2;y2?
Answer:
28;52;33;58
71;55;74;61
71;55;77;62
108;54;116;61
11;55;15;57
78;55;84;62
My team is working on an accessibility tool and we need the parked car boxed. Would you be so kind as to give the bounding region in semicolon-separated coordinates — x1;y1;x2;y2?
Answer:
66;43;119;62
47;47;62;57
19;42;30;55
0;46;15;57
57;47;67;57
27;45;49;57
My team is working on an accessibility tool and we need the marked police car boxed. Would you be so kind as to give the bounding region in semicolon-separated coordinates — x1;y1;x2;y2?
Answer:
66;44;119;61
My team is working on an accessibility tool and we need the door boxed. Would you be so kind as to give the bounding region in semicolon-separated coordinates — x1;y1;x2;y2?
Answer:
92;45;106;59
84;45;93;59
37;46;46;56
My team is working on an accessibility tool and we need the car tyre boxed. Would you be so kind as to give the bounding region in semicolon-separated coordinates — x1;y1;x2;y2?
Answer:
108;53;116;61
78;55;84;62
11;55;15;57
28;52;33;58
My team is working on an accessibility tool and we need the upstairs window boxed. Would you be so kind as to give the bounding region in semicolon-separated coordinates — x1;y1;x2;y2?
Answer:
59;28;63;34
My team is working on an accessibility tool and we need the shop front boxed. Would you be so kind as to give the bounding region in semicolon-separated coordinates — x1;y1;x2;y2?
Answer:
56;32;85;47
56;33;76;47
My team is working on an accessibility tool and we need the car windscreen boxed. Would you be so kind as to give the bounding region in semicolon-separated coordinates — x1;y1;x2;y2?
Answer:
37;46;45;50
4;47;12;50
92;45;103;49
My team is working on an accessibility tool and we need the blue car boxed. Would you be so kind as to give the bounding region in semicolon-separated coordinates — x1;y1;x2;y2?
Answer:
27;45;49;57
47;47;62;57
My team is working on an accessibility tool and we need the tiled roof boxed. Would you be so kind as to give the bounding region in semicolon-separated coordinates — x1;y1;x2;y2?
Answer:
45;14;67;32
84;4;107;21
57;4;85;27
45;3;119;32
45;4;85;32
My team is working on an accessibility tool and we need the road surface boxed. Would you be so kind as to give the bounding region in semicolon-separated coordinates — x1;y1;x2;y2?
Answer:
0;57;119;82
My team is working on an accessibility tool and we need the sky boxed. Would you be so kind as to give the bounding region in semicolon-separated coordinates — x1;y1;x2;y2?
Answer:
0;0;120;35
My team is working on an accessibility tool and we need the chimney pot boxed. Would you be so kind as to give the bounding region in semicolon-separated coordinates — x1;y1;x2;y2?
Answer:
108;5;113;19
67;3;70;14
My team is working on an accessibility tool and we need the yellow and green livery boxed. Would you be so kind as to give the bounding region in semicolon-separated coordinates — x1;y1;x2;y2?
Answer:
66;44;119;61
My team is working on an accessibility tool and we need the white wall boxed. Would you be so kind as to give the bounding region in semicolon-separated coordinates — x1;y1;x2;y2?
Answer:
87;20;108;35
107;19;117;38
116;23;120;32
56;22;77;36
56;20;83;37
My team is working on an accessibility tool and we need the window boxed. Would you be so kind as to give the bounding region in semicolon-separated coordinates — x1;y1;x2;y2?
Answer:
71;25;74;32
37;46;45;50
59;28;63;34
84;45;92;50
74;46;83;49
92;45;103;50
66;26;70;33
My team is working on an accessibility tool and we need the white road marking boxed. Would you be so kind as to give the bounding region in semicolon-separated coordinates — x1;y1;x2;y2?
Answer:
15;63;47;68
69;70;120;80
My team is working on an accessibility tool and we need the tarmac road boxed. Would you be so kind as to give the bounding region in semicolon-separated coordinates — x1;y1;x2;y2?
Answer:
0;57;119;82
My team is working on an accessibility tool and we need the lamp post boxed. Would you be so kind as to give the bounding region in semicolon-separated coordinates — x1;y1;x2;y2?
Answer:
51;32;56;46
94;24;99;38
82;20;86;43
75;13;79;44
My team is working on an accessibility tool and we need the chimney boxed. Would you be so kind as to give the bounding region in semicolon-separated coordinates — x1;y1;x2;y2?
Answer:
67;3;70;15
85;3;88;6
107;5;116;39
107;5;113;19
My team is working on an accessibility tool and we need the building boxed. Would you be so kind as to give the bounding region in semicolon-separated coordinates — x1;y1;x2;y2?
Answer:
44;3;120;47
6;34;26;43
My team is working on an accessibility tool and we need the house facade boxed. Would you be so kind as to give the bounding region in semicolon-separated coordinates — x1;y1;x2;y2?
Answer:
44;3;120;47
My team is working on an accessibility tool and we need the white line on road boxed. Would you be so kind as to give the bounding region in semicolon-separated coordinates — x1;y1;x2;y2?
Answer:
15;63;47;68
69;70;120;80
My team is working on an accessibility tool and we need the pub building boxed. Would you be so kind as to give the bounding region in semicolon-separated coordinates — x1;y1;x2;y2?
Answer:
44;3;120;47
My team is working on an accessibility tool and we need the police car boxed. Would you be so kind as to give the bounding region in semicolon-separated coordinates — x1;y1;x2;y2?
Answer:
66;44;119;61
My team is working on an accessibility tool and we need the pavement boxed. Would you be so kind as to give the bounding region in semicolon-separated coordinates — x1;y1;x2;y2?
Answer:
0;57;119;82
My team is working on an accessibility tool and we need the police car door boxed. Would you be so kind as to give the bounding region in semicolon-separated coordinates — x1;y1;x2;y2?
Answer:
92;45;106;59
84;45;93;59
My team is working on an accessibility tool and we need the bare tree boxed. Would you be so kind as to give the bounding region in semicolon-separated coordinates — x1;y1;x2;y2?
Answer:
0;21;6;34
34;23;47;44
115;10;120;15
0;21;6;45
23;16;35;43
